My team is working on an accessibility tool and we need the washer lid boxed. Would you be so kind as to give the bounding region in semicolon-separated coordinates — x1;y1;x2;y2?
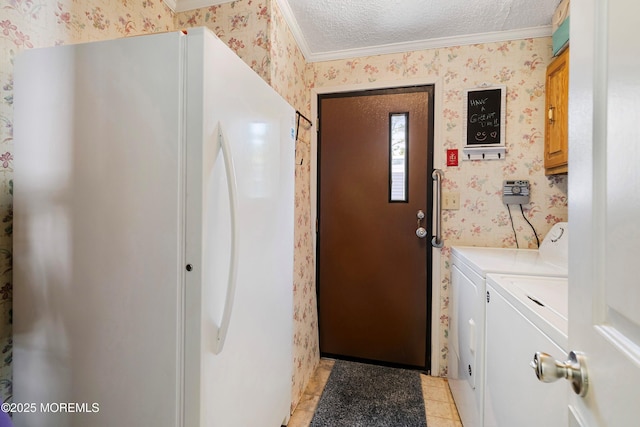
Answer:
486;273;568;350
451;246;568;278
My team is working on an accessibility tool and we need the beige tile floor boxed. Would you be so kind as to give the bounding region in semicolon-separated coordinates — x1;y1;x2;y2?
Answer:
288;358;462;427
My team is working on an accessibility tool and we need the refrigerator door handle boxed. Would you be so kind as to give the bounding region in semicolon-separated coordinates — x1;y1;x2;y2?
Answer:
213;125;240;355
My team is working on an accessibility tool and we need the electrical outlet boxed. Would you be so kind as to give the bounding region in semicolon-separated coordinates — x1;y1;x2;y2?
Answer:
442;192;460;210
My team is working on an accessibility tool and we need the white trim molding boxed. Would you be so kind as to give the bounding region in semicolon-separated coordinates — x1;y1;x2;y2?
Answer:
165;0;229;13
162;0;177;11
274;0;314;60
303;26;553;63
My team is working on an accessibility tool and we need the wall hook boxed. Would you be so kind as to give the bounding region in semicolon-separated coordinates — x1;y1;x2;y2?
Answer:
295;111;312;166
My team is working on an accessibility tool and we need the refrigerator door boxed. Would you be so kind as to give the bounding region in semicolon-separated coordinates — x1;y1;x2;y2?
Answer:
182;28;296;427
14;32;185;426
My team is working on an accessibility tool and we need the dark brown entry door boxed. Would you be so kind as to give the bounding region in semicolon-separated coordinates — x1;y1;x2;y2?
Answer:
318;86;433;369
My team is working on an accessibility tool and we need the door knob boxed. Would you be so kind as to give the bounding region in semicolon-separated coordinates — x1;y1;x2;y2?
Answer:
416;210;427;238
530;351;589;397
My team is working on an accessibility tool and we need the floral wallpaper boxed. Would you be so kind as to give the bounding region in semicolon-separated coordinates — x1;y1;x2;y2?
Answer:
0;0;568;416
270;2;317;411
175;1;272;82
310;38;568;375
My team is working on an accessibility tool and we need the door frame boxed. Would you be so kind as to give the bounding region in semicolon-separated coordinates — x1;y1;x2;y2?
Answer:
310;77;444;374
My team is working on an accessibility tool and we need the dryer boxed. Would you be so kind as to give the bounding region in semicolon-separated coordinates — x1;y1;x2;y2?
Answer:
484;273;568;427
448;222;568;427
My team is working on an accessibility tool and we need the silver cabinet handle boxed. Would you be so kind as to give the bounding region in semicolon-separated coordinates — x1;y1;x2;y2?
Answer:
530;351;589;397
431;169;444;248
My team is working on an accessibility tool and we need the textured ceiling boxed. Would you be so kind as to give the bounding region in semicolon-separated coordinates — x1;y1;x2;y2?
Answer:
173;0;560;61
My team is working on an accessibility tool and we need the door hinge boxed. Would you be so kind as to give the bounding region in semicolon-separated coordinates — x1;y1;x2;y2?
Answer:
315;117;319;131
315;217;319;233
486;291;491;303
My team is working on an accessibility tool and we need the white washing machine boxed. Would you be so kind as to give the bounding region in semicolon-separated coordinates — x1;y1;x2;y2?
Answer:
448;222;568;427
484;273;568;427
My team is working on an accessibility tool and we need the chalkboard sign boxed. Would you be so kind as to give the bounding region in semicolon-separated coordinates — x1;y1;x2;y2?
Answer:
462;85;506;146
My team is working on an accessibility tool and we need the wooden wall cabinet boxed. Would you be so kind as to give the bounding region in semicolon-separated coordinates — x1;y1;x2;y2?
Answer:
544;48;569;175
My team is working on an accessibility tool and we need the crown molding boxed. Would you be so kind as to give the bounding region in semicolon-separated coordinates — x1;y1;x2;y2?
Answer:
162;0;177;11
164;0;227;13
274;0;314;60
303;26;553;63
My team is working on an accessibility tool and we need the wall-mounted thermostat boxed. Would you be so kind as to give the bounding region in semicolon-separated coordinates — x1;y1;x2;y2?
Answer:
502;180;530;204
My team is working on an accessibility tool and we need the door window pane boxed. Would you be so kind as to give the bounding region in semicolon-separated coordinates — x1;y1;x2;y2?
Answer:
390;113;408;202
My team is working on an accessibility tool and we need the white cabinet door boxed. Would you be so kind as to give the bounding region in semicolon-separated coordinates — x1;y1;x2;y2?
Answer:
568;0;640;425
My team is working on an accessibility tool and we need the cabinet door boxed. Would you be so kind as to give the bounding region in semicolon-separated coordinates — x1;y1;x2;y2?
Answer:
544;48;569;175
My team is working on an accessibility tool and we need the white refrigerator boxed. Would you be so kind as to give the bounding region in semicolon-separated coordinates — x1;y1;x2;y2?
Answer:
13;27;295;427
